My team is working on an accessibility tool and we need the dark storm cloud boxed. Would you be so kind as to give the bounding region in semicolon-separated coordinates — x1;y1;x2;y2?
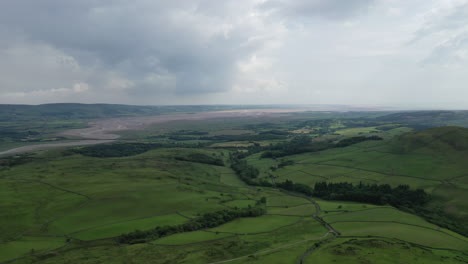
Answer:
261;0;375;20
0;0;259;94
2;0;467;108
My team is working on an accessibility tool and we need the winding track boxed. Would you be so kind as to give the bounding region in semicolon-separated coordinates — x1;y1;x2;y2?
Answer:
206;190;340;264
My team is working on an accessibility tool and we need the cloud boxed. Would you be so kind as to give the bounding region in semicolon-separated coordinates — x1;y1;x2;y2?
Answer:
422;32;468;65
0;0;281;100
260;0;375;20
408;1;468;65
0;0;468;108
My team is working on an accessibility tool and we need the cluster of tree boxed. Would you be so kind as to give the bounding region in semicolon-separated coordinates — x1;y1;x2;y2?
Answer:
261;135;332;158
74;143;163;157
0;129;41;141
375;125;402;131
118;206;266;244
277;159;295;168
313;182;428;207
294;119;335;131
270;160;295;172
259;130;290;136
341;119;386;129
230;159;260;185
230;150;466;237
167;135;198;141
166;130;210;141
276;180;313;196
335;136;383;148
171;130;209;136
229;144;265;160
243;122;278;130
199;133;287;142
175;153;224;166
0;154;35;167
229;156;313;195
260;135;384;159
74;142;208;157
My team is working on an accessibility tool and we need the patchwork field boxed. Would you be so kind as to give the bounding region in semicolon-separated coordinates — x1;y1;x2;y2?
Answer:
1;108;468;263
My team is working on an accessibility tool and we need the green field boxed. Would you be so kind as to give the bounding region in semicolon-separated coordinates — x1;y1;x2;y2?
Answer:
304;238;468;264
71;213;188;240
210;215;304;234
267;204;317;216
332;222;468;250
1;108;468;263
153;231;232;245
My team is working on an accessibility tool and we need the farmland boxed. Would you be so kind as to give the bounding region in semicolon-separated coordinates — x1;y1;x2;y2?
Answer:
0;105;467;263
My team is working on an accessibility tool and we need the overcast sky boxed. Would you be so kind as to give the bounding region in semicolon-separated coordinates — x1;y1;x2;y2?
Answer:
0;0;467;108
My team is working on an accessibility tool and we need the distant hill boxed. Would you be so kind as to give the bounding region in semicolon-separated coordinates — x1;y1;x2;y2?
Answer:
376;111;468;129
392;126;468;153
0;103;165;121
0;103;262;122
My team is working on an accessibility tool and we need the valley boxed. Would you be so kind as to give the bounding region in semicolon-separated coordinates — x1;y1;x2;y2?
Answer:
0;105;467;263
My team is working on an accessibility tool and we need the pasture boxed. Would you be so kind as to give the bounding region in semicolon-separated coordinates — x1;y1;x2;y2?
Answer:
1;111;468;263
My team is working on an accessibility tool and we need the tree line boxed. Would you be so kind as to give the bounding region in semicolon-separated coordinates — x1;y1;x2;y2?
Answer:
118;206;266;244
175;153;224;166
313;182;428;207
74;142;209;157
334;135;382;148
261;135;382;159
229;157;467;237
229;147;468;237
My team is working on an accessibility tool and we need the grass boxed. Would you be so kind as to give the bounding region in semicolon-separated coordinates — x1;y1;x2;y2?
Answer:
71;213;188;240
0;148;252;262
45;185;227;235
153;231;232;245
317;200;382;214
335;127;380;136
224;200;257;208
227;240;320;264
219;172;248;187
268;204;316;216
333;222;468;250
210;215;304;234
0;179;87;242
0;236;66;262
266;195;309;207
2;114;468;263
304;237;468;264
324;207;467;241
11;219;329;264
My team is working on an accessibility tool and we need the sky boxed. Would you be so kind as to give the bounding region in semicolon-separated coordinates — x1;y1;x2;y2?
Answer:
0;0;467;108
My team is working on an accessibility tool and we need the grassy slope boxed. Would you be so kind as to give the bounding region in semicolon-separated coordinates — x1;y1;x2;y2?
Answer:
253;127;468;220
1;118;468;263
305;238;468;264
0;147;327;263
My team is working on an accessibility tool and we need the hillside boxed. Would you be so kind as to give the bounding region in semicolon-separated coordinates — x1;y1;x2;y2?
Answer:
392;126;468;153
0;113;467;264
247;126;468;237
376;111;468;129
